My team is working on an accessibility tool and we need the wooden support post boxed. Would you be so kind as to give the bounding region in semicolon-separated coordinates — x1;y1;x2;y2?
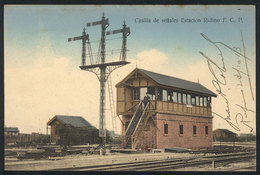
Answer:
212;160;215;170
100;147;104;155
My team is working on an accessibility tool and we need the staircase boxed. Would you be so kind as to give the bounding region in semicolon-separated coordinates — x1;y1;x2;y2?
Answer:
124;101;143;147
131;104;153;149
124;99;152;149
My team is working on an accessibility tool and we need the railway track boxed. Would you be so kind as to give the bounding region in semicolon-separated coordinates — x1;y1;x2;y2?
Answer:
50;151;256;171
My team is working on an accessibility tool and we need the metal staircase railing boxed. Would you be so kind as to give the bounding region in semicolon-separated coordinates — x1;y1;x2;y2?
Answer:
124;98;153;148
131;101;152;149
124;101;143;147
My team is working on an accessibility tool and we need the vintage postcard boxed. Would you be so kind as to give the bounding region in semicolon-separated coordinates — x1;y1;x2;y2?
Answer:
4;5;256;172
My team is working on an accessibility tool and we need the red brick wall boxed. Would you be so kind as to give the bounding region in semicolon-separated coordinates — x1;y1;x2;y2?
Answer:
121;115;157;149
134;118;157;150
121;113;212;150
155;113;213;149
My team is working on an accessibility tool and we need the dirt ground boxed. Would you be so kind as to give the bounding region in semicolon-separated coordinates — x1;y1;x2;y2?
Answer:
5;152;196;171
5;142;256;171
173;160;256;171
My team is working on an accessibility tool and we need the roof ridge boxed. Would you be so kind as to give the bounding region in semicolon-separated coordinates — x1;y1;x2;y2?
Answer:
138;68;203;86
48;115;93;128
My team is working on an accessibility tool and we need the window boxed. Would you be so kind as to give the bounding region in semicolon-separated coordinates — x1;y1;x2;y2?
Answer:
147;87;155;100
183;94;187;104
167;91;172;101
178;93;182;103
191;96;196;105
193;125;197;135
172;92;177;103
158;89;162;100
204;97;207;107
207;97;211;107
196;96;199;106
140;87;147;100
205;126;208;135
179;125;183;134
200;97;203;106
162;89;167;101
187;94;191;105
164;124;168;134
133;88;140;100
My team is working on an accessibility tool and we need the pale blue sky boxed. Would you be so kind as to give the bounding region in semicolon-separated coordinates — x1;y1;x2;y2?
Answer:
5;5;255;67
4;5;256;134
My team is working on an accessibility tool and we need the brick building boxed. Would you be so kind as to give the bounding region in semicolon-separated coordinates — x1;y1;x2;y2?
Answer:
116;68;216;150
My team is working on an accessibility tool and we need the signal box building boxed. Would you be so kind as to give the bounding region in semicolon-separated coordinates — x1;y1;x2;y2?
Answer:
116;68;217;150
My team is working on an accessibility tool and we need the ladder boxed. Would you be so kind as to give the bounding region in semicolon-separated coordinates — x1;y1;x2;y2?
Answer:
107;75;117;137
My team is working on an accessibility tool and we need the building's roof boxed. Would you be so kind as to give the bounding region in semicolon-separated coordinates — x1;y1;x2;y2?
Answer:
119;68;216;97
47;115;93;128
214;129;237;135
5;127;19;132
139;69;216;97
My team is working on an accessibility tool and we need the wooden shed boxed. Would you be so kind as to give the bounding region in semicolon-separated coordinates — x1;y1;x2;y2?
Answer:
47;115;100;145
116;68;217;150
213;129;237;142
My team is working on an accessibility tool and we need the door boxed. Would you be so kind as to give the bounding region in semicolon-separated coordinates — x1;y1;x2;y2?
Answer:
140;87;147;101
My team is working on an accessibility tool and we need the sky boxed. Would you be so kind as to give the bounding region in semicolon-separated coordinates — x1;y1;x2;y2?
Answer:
4;5;256;135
